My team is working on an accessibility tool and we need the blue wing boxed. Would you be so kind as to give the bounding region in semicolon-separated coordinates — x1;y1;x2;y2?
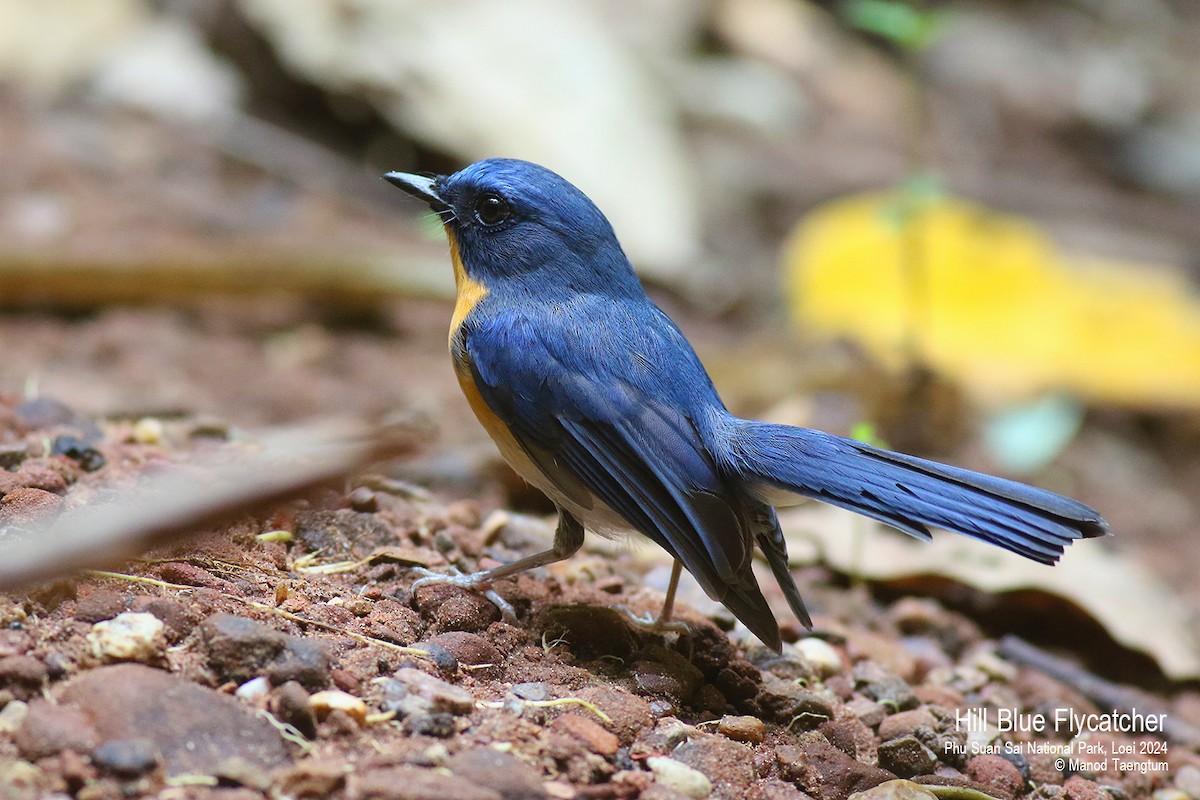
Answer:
458;299;775;628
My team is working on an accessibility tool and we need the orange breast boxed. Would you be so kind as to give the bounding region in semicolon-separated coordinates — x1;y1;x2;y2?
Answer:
444;229;543;484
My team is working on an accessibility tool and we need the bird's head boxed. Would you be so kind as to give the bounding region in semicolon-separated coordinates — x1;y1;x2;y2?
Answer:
385;159;642;297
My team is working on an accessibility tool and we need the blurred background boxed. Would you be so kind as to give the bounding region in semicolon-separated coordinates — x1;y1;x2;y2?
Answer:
1;0;1198;680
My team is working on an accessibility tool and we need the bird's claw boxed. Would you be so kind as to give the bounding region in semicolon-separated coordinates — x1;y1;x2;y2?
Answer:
617;606;692;636
409;565;482;590
407;566;519;624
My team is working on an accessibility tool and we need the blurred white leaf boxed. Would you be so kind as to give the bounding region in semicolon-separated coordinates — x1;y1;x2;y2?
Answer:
782;504;1200;681
235;0;702;278
91;16;244;123
0;0;148;94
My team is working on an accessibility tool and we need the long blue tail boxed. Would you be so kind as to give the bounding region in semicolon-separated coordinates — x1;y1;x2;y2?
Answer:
722;420;1108;564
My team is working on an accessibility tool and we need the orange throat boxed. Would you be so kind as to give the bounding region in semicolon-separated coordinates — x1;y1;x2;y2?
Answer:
447;231;488;343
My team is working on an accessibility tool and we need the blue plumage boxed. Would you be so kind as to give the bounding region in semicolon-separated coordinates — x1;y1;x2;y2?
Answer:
384;158;1108;651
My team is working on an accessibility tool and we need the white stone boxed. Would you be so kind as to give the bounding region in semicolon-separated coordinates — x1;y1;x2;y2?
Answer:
795;637;844;678
647;756;711;799
87;612;166;663
0;700;29;734
235;676;271;702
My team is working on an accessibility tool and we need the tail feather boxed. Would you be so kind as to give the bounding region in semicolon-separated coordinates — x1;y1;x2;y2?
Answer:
708;504;813;651
719;574;784;652
725;421;1107;565
755;510;813;629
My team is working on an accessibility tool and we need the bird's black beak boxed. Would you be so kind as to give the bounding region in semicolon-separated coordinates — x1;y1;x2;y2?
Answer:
383;171;450;213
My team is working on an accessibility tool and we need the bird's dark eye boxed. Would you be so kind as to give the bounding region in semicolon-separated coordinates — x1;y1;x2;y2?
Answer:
474;193;510;226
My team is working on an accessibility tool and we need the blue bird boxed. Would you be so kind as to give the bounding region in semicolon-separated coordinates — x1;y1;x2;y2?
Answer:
384;159;1108;652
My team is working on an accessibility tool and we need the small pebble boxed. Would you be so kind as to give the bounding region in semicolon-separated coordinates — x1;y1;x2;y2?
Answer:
2;758;49;800
794;637;844;678
14;699;97;759
545;780;576;799
128;596;191;642
132;417;164;445
0;699;30;733
878;708;937;742
1175;765;1200;799
818;718;865;758
965;720;1002;752
384;667;475;716
274;758;350;797
15;396;77;427
857;673;918;712
87;612;166;663
43;652;70;679
965;754;1024;800
911;684;964;708
674;736;756;794
848;632;918;683
431;592;501;633
92;738;160;776
265;638;331;690
235;676;271;703
422;743;450;765
846;779;937;799
74;590;127;624
446;747;546;799
200;614;284;683
330;668;361;695
10;461;68;494
631;652;704;703
413;641;459;673
963;646;1018;682
647;756;712;799
511;682;551;701
877;735;938;778
574;685;653;746
1062;775;1108;800
214;755;275;791
272;681;317;739
0;443;27;470
1155;790;1191;800
308;690;367;725
404;711;457;737
0;487;65;524
717;714;766;744
0;655;49;700
353;764;499;800
50;435;105;472
847;695;888;728
550;713;619;756
347;486;378;513
425;631;502;668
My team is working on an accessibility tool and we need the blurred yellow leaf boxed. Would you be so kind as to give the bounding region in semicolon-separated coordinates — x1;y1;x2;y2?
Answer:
783;193;1200;407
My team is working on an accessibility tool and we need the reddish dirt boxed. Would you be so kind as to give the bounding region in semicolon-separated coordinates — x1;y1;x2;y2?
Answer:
0;308;1197;800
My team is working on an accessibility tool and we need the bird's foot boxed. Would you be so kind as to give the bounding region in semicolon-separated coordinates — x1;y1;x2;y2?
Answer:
409;565;486;590
617;606;692;637
407;566;518;623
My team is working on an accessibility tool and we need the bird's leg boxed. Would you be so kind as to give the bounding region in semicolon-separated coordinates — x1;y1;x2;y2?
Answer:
658;559;683;624
621;559;691;636
409;510;586;619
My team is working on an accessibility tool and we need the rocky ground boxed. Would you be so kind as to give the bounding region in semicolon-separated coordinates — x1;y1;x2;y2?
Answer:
3;4;1200;795
0;380;1197;800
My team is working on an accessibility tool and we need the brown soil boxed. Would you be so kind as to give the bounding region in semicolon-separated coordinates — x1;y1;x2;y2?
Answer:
0;304;1197;800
